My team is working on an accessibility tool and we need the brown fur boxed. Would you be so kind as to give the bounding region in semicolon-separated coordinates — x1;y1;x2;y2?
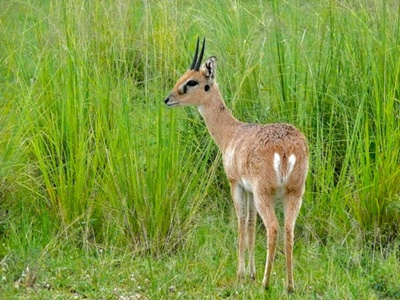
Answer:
164;54;308;292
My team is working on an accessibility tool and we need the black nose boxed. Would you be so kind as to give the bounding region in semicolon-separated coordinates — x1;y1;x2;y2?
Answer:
164;96;170;105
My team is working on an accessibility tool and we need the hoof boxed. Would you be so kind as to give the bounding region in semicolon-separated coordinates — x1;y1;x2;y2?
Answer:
236;273;245;281
262;280;269;290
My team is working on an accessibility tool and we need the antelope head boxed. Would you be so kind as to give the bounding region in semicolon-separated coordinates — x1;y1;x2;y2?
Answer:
164;38;217;107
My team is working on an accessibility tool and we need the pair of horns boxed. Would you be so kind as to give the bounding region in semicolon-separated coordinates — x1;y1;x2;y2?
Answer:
190;38;205;71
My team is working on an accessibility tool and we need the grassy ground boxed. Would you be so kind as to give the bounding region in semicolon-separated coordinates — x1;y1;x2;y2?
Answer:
1;0;400;298
2;215;399;299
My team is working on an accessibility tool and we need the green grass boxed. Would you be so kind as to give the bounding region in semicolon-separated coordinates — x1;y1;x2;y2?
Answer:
1;0;400;298
1;216;399;299
1;217;399;299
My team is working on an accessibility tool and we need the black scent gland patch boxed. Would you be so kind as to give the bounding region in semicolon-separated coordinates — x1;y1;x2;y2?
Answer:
219;104;225;111
205;84;210;92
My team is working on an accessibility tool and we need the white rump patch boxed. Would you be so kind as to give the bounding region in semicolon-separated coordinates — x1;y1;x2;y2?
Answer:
288;154;296;176
273;153;296;185
273;153;281;177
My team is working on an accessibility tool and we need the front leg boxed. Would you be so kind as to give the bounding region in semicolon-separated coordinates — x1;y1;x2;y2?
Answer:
247;192;257;281
230;180;247;280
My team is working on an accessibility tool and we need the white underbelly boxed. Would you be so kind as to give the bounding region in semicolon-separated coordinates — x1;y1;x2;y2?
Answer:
240;178;253;193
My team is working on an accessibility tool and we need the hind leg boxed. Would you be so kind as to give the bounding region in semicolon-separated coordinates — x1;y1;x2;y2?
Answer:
254;191;278;290
283;192;303;292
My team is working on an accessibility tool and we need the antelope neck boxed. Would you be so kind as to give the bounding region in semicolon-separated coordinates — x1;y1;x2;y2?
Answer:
197;88;242;151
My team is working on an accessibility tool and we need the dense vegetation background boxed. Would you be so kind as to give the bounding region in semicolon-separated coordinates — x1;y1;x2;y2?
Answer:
0;0;399;298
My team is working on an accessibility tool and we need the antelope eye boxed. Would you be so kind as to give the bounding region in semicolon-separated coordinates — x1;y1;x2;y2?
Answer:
186;80;198;87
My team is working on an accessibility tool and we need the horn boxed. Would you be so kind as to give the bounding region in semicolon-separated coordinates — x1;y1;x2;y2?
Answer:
190;38;200;70
194;38;206;71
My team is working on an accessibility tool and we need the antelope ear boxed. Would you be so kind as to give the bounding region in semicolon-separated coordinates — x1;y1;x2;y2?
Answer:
201;56;217;84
